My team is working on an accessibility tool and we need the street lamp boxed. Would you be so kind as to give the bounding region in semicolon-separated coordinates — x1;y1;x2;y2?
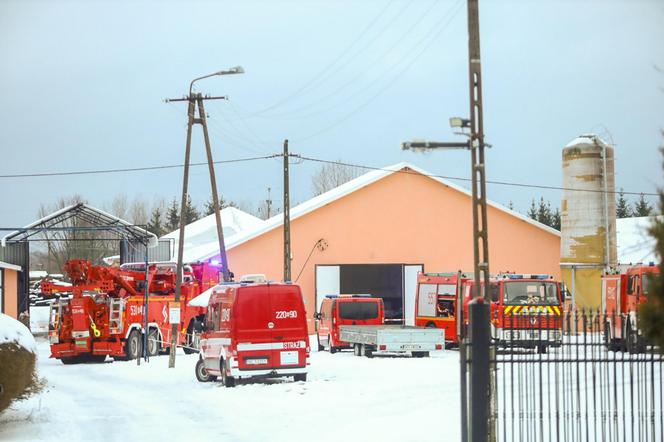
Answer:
189;66;245;96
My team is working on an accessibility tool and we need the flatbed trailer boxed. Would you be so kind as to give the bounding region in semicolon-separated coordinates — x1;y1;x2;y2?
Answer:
339;325;445;358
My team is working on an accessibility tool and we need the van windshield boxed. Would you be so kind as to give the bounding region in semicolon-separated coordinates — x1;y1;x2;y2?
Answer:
503;282;559;305
339;302;379;320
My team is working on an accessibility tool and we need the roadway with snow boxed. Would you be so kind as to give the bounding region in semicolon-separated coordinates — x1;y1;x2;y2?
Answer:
0;339;458;441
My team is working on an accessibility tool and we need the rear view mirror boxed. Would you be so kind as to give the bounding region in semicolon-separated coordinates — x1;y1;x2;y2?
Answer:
313;312;321;320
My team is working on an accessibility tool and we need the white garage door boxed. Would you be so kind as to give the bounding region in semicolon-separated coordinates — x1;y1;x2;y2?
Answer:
403;265;423;326
315;265;340;313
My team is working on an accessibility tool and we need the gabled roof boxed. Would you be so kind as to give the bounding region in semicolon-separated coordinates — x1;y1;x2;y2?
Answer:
1;203;158;247
195;162;560;262
163;207;266;263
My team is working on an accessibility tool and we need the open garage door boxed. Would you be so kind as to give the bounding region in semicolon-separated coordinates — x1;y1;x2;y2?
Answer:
315;263;423;325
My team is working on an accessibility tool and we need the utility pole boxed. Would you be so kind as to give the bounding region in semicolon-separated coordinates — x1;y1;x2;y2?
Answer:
265;187;273;219
283;139;291;282
164;66;243;368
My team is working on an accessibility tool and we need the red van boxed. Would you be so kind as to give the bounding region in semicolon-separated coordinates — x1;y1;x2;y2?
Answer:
195;282;310;386
314;295;384;353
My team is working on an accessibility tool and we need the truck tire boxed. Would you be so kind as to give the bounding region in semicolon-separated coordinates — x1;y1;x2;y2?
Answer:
220;359;235;388
328;335;337;354
294;373;307;382
125;330;142;360
60;355;84;365
195;358;216;382
184;320;203;355
147;329;160;357
536;345;547;354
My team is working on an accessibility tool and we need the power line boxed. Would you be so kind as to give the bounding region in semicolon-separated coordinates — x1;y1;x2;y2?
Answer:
0;155;279;179
296;155;659;197
0;151;657;197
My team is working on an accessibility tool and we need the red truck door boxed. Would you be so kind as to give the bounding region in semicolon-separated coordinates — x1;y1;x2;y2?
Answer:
234;285;274;370
269;285;308;369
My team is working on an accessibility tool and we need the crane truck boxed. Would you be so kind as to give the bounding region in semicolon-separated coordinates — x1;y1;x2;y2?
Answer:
47;259;220;364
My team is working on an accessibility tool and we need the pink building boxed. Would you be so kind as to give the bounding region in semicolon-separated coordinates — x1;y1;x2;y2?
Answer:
200;163;561;332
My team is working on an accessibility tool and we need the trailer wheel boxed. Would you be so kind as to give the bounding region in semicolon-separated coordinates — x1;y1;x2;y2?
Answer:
125;330;142;360
361;344;373;358
294;373;307;382
353;343;361;356
220;359;235;388
195;358;216;382
147;329;160;357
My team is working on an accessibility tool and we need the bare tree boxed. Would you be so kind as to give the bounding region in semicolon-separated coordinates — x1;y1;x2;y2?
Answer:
129;197;149;226
311;161;362;196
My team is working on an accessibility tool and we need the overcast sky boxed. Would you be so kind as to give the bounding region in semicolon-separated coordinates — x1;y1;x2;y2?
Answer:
1;0;662;228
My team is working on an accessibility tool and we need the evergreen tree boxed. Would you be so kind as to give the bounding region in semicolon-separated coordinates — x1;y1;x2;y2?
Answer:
633;193;653;217
182;195;200;224
204;195;236;216
640;146;664;352
166;198;180;232
527;199;537;220
616;188;632;218
147;206;166;237
551;208;561;231
536;198;552;226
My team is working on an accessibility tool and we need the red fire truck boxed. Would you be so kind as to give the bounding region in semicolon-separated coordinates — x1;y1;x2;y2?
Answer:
314;294;384;353
195;282;310;386
602;263;659;352
47;259;219;364
415;272;564;352
414;272;470;347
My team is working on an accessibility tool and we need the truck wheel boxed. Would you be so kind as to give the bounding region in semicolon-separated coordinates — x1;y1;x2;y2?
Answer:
125;330;142;360
195;358;216;382
220;359;235;388
604;321;615;351
61;355;84;365
184;320;203;355
353;343;361;356
426;322;436;328
147;329;160;357
536;346;547;354
328;335;337;354
294;373;307;382
626;322;639;354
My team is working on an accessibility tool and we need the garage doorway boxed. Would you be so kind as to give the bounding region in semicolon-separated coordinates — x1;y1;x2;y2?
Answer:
315;263;423;325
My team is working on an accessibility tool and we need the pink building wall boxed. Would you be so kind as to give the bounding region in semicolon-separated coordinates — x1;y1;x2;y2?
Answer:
223;168;561;331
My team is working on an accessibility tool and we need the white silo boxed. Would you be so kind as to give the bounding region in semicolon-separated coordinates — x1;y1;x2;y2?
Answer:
560;134;617;308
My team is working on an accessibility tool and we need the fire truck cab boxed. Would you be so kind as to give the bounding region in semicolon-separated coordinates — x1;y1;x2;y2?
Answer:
313;295;384;353
484;274;563;353
196;282;310;387
602;263;659;352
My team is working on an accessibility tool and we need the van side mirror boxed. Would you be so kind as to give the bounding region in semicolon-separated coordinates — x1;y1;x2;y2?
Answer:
313;312;321;320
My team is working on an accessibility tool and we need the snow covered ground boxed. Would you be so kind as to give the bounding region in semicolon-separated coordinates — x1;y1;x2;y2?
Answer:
0;339;458;441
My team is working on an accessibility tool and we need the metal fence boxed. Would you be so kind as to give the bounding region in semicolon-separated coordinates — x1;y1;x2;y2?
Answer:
489;310;664;442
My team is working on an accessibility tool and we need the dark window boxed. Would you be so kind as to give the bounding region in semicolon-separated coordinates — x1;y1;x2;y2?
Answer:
338;302;379;320
340;264;403;322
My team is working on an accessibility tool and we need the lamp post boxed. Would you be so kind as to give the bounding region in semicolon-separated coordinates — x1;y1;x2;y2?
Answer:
167;66;244;369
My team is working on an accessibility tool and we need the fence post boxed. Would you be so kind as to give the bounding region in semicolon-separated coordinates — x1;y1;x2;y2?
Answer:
469;297;491;442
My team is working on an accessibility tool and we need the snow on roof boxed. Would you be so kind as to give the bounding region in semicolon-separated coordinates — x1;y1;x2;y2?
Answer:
0;313;37;353
0;260;22;271
617;216;660;265
194;162;560;262
29;270;47;279
564;134;610;149
163;206;266;263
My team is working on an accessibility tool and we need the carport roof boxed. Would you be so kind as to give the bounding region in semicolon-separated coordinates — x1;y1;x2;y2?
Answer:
195;162;560;262
1;203;158;247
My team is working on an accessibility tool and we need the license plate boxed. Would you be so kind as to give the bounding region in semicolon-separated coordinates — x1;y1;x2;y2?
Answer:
245;358;268;365
401;344;421;350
